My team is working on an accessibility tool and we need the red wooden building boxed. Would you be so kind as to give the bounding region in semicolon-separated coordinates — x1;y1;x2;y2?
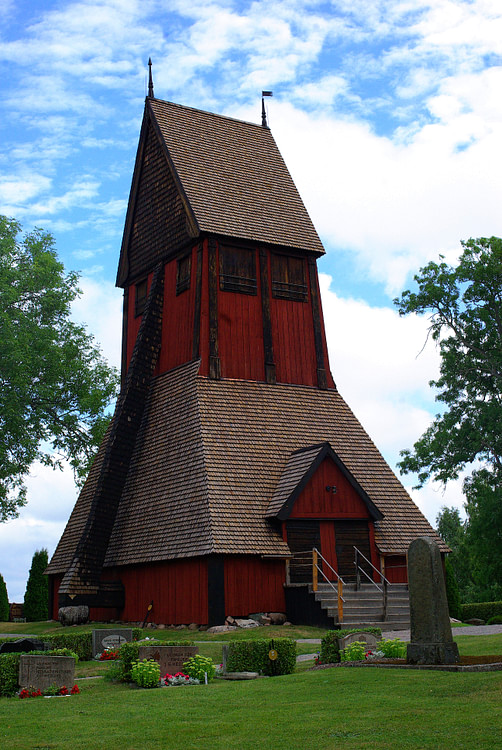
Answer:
46;81;447;626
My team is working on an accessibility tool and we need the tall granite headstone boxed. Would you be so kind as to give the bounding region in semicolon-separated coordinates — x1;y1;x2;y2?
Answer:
92;628;133;657
406;537;460;665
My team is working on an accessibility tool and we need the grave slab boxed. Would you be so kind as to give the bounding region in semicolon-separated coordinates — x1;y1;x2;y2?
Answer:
138;645;198;675
338;632;378;651
19;655;75;691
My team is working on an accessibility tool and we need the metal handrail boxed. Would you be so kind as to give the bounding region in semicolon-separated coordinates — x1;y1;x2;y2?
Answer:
313;547;345;587
353;546;391;587
312;547;345;622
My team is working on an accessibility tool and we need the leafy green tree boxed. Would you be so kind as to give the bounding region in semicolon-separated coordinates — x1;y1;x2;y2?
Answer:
0;216;119;521
436;506;473;602
396;238;502;601
24;548;49;621
0;572;9;622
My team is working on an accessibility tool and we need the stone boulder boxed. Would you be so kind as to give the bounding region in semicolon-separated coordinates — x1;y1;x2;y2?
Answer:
58;606;89;626
268;612;287;625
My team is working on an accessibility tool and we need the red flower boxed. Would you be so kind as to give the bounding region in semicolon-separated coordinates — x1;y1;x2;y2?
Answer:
59;686;69;696
70;685;80;695
19;688;30;699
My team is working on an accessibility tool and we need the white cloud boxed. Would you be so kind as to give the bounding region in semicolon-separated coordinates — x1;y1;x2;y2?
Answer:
71;276;123;370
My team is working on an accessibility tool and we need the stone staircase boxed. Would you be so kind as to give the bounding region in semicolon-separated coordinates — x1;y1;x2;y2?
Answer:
312;582;410;630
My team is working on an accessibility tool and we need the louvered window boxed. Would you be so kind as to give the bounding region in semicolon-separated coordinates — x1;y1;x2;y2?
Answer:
219;246;257;295
271;254;307;301
135;279;148;316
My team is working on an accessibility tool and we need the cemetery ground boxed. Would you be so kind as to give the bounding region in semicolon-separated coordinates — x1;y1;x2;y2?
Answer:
0;623;501;749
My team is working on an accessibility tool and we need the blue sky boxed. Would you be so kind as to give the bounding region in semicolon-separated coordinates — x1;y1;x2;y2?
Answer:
1;0;501;602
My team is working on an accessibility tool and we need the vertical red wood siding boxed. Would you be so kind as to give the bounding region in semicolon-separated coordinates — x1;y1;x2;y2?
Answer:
289;457;371;519
217;247;265;381
383;555;408;583
199;239;210;376
157;248;197;374
50;575;62;620
270;265;318;385
224;556;286;616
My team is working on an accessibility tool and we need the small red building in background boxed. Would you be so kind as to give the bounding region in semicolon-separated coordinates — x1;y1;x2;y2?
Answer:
46;87;447;626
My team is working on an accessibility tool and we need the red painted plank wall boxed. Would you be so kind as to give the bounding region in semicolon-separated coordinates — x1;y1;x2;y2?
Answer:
269;257;317;386
199;239;210;377
290;457;371;519
157;247;197;374
224;556;286;617
115;559;208;624
217;247;265;381
384;555;408;583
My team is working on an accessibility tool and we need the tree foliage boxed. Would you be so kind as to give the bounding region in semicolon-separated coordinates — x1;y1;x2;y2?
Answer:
397;238;502;602
394;237;502;487
0;573;9;622
0;216;119;521
24;548;49;622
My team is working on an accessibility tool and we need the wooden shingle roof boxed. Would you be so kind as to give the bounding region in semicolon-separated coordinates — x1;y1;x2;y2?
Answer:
47;361;447;575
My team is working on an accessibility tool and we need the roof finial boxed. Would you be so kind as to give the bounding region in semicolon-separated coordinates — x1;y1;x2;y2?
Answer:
148;58;155;99
261;91;273;128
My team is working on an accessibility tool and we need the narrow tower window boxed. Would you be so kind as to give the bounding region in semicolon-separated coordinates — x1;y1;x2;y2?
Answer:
135;279;148;316
176;253;191;295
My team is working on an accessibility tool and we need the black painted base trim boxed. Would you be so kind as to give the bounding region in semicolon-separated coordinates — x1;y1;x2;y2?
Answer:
284;584;335;628
208;556;225;626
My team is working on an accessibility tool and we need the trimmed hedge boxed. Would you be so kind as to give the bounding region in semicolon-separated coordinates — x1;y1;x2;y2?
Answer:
460;601;502;622
0;648;78;697
0;628;143;662
319;628;382;665
226;638;297;676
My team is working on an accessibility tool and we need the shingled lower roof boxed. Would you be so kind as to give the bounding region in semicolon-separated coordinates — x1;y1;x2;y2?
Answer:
148;99;325;254
47;361;447;575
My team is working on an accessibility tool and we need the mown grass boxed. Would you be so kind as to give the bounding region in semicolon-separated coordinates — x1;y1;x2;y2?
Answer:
1;663;501;749
1;628;502;749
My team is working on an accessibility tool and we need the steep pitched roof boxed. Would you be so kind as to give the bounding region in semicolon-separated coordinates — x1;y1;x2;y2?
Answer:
266;442;383;521
47;361;447;575
117;98;325;285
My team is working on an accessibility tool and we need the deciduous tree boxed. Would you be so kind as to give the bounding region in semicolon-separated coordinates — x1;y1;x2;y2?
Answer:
396;238;502;600
0;216;119;521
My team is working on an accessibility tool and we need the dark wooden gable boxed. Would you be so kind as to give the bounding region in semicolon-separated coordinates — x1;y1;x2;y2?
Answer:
117;107;198;287
267;442;383;522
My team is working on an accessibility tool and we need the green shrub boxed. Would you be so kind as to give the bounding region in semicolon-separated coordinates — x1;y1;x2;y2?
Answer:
319;628;382;665
378;638;406;658
113;639;190;682
487;616;502;625
460;601;502;622
0;649;78;697
131;659;160;688
0;573;8;622
24;549;49;621
0;654;21;696
444;557;462;620
183;654;216;682
44;632;93;661
226;638;296;676
340;641;367;661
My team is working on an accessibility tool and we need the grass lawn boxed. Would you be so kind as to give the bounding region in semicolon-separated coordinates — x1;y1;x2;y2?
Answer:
1;627;502;749
1;661;501;749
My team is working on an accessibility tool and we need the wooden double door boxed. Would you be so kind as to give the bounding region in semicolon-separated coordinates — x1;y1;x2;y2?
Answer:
287;520;372;583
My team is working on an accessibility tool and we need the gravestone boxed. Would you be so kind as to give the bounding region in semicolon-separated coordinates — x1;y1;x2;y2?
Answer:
92;628;133;657
0;638;48;654
19;655;75;690
138;644;198;675
406;537;460;665
338;632;378;651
